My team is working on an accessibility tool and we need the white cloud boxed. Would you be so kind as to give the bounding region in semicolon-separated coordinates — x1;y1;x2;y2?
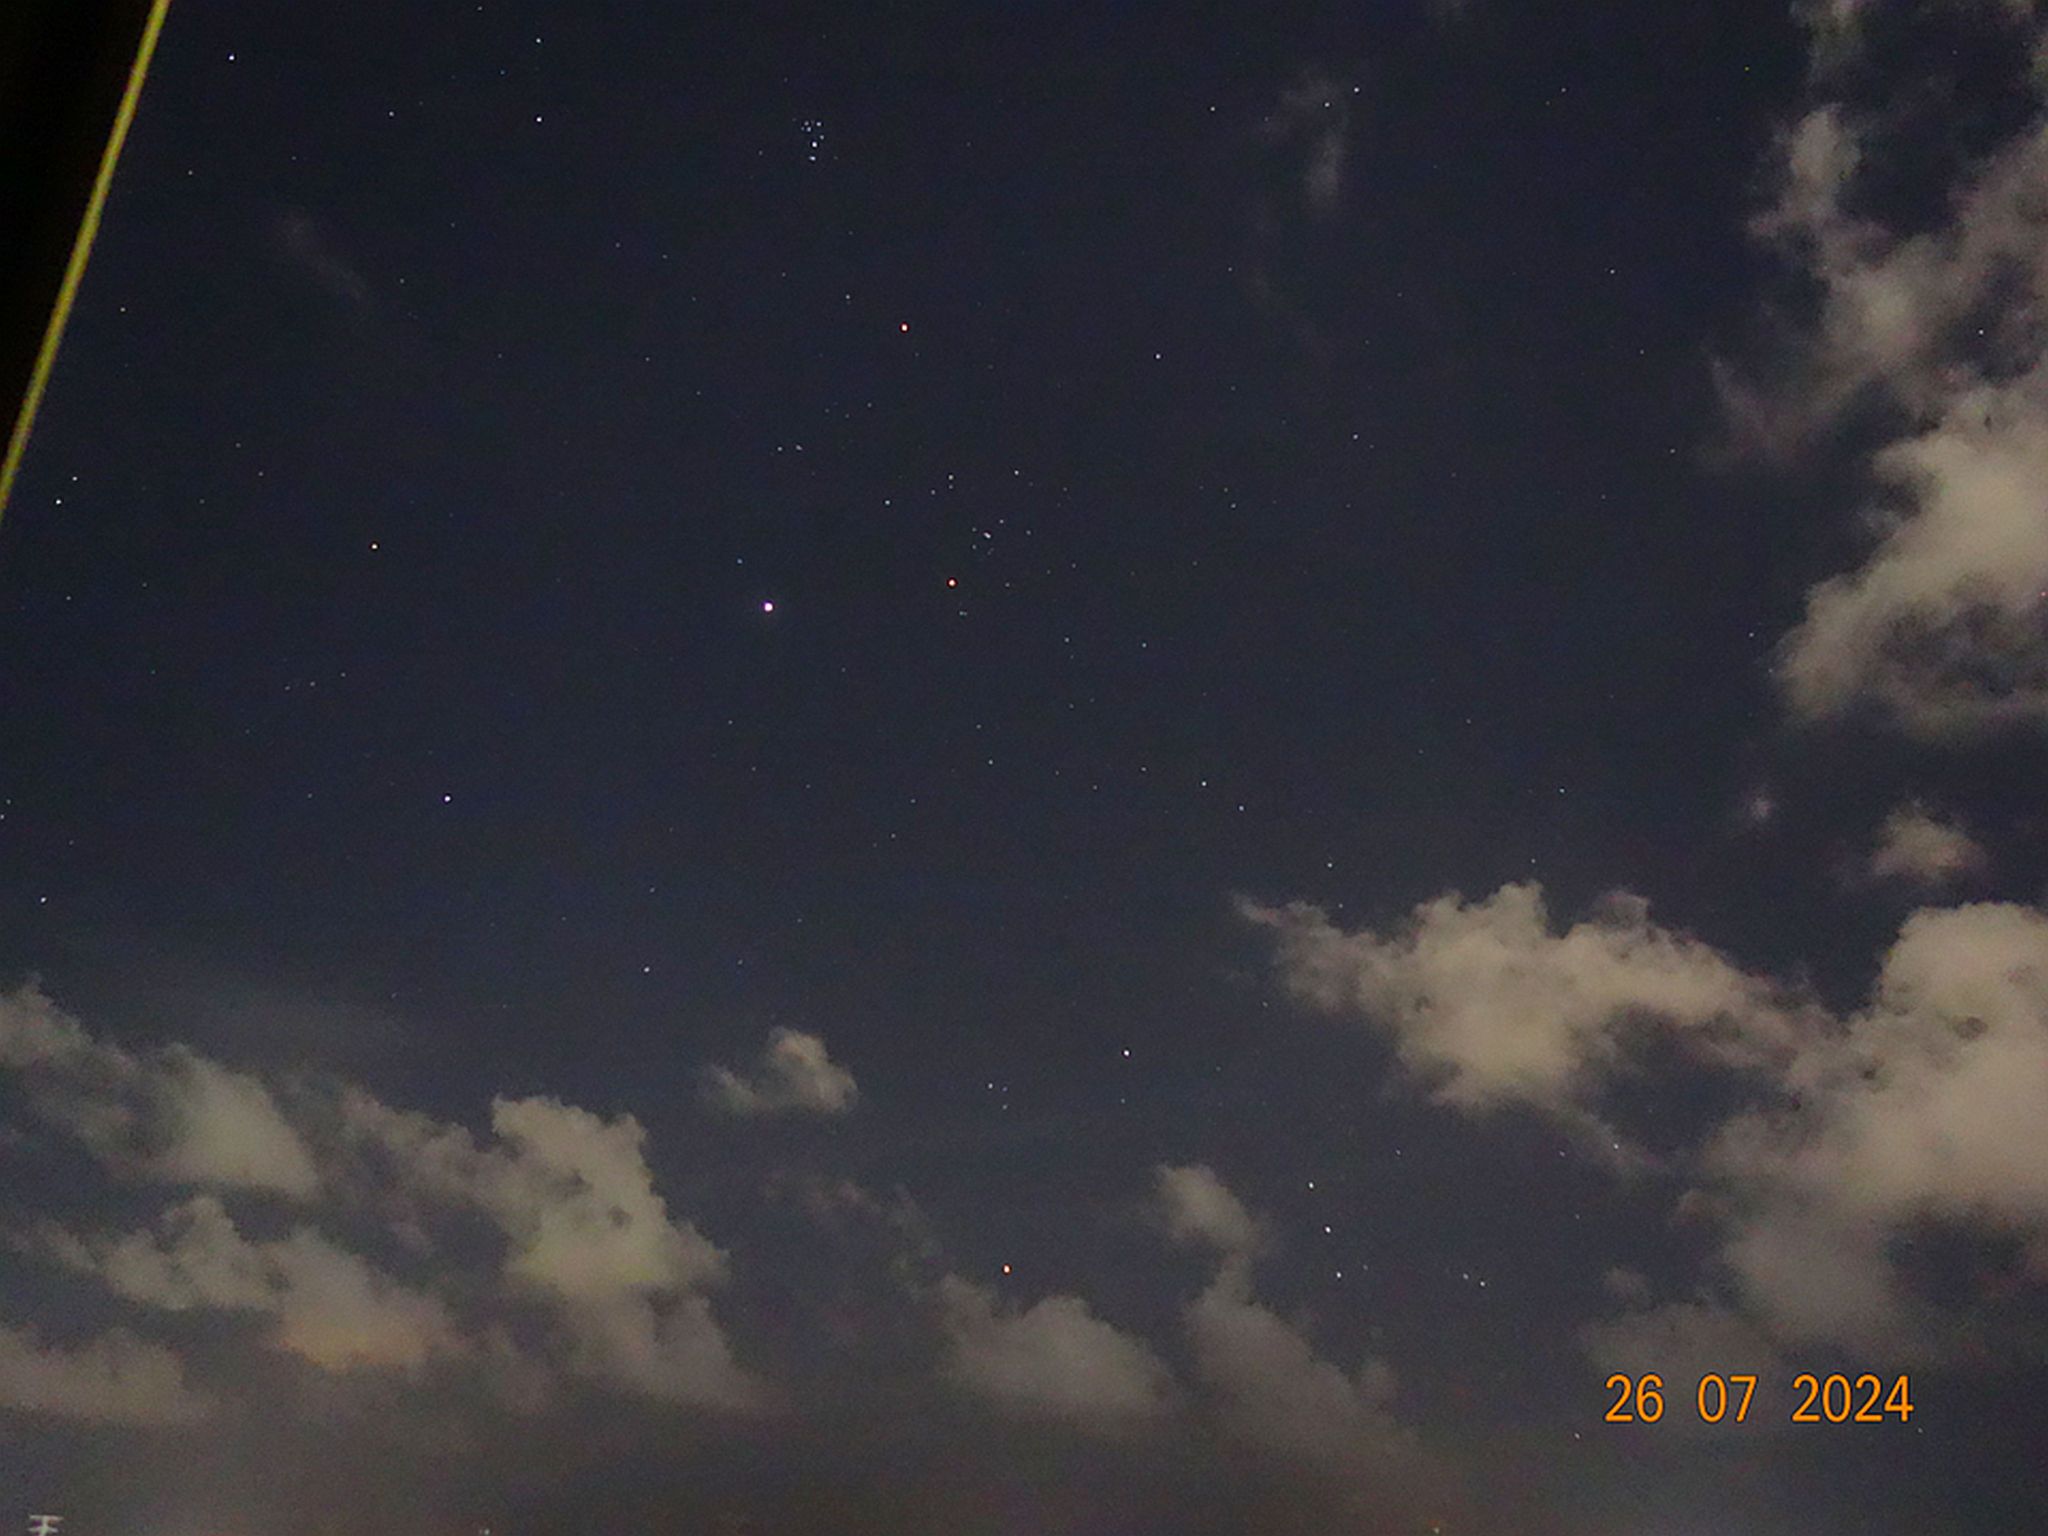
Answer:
1155;1163;1260;1259
1239;884;1804;1118
488;1095;730;1299
49;1192;271;1312
1708;902;2048;1234
44;1194;459;1374
0;983;317;1197
1775;381;2048;735
562;1291;766;1407
1151;1164;1423;1478
702;1028;859;1117
152;1052;321;1194
261;1227;459;1372
1714;1204;1910;1349
1184;1269;1411;1470
3;983;780;1424
1867;803;1989;887
1247;884;2048;1355
1734;22;2048;738
0;1319;210;1426
936;1276;1174;1422
341;1089;768;1410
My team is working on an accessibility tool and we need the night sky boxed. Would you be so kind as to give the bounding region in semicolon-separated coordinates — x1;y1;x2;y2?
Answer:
4;1;2048;1532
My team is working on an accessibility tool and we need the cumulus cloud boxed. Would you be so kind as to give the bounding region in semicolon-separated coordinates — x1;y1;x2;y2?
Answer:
1707;902;2048;1256
41;1194;458;1373
1246;884;2048;1355
0;983;318;1196
1239;884;1805;1122
936;1275;1174;1422
1866;802;1989;887
702;1028;859;1117
1;979;774;1416
1152;1164;1438;1518
0;1319;210;1426
1732;14;2048;737
341;1089;769;1410
1712;1204;1910;1348
1184;1269;1411;1469
1776;385;2048;735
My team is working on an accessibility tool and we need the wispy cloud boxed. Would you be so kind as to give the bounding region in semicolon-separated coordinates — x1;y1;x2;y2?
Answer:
277;209;374;309
1259;70;1355;215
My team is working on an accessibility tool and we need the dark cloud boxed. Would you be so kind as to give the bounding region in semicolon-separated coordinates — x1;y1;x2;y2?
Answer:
276;210;374;310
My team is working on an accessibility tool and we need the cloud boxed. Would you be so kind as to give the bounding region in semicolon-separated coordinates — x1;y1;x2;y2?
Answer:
277;209;373;309
0;1319;210;1426
1579;1295;1785;1400
340;1089;770;1410
1239;884;1805;1120
1151;1164;1448;1529
41;1194;458;1373
1184;1269;1411;1470
1;978;775;1414
0;982;319;1196
702;1028;859;1117
936;1276;1174;1422
1729;15;2048;737
1706;902;2048;1248
1600;1266;1654;1308
1792;0;2038;69
1155;1163;1260;1259
1866;802;1989;887
1259;70;1353;214
1711;1204;1910;1348
1776;384;2048;735
1246;884;2048;1355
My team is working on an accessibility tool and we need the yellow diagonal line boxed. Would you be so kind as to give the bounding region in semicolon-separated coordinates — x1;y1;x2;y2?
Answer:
0;0;175;528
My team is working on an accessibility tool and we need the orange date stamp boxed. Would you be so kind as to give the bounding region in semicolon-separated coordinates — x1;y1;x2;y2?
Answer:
1604;1372;1915;1424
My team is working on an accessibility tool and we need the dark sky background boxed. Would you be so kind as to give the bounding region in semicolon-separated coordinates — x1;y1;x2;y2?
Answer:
3;1;2047;1533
